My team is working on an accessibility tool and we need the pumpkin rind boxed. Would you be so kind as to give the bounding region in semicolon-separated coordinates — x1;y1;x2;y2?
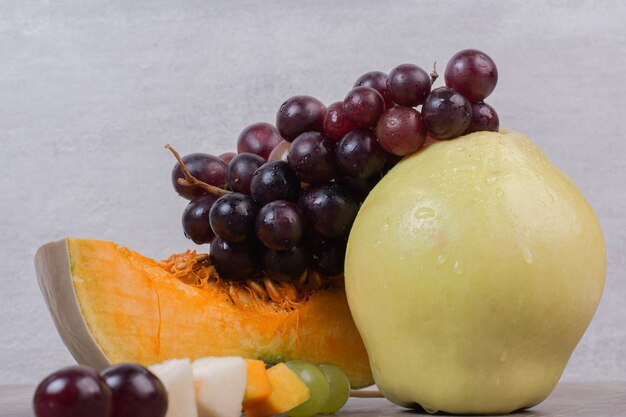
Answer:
34;239;110;369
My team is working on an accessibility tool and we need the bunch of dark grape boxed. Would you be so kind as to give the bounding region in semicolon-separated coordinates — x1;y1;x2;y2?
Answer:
34;364;167;417
170;49;499;282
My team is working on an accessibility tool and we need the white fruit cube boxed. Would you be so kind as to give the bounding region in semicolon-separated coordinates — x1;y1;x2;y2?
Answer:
192;356;247;417
150;358;198;417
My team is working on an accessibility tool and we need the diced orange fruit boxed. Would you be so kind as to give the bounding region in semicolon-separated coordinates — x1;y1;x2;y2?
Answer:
242;359;272;407
244;363;310;417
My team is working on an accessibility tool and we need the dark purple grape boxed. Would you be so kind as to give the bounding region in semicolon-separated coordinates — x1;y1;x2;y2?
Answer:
335;128;386;179
299;183;359;239
343;86;385;128
322;101;357;142
276;96;326;141
288;132;336;184
444;49;498;102
387;64;431;107
422;87;472;140
262;245;310;281
268;140;291;162
465;102;500;133
171;153;227;200
209;193;258;242
227;153;265;195
380;153;404;177
33;366;113;417
210;238;259;281
336;174;380;202
354;71;394;108
237;122;284;160
182;195;218;244
255;200;305;250
376;106;427;156
308;235;347;276
250;161;300;205
101;364;167;417
384;152;404;169
218;152;237;165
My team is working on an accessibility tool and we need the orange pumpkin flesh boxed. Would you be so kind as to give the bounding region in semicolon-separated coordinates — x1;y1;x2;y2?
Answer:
35;238;373;388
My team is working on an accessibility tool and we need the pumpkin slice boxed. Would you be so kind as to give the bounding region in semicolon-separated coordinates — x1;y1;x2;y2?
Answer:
34;238;373;388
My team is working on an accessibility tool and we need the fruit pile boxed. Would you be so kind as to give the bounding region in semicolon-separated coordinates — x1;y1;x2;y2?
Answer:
171;49;499;283
33;46;609;417
33;358;351;417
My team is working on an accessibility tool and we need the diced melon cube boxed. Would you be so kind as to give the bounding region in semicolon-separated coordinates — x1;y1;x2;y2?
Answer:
192;356;247;417
149;358;198;417
243;359;272;407
244;363;310;417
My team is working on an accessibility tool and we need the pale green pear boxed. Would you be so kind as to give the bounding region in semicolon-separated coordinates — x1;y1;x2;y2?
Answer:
345;129;606;414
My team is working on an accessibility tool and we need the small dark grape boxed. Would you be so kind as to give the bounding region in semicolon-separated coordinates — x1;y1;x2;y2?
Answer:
336;173;380;202
218;152;237;165
444;49;498;102
288;132;336;184
182;195;218;244
171;153;227;200
322;101;357;142
387;64;431;107
250;161;301;205
384;152;404;169
376;106;427;156
33;366;113;417
309;235;347;276
299;183;359;239
262;245;310;281
209;193;258;242
343;86;385;128
422;87;472;140
255;200;305;250
465;102;500;133
227;153;265;195
210;238;259;281
276;96;326;141
101;364;167;417
336;128;386;179
354;71;394;108
268;140;291;162
237;122;284;160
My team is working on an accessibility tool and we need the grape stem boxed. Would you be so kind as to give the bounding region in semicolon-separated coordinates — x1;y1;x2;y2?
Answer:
165;144;231;197
430;62;439;85
350;389;384;398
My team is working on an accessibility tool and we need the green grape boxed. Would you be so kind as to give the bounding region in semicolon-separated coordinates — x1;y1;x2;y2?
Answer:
318;364;351;414
285;360;330;417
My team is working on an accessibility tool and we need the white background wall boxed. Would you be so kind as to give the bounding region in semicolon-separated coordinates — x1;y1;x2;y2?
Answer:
1;0;625;383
